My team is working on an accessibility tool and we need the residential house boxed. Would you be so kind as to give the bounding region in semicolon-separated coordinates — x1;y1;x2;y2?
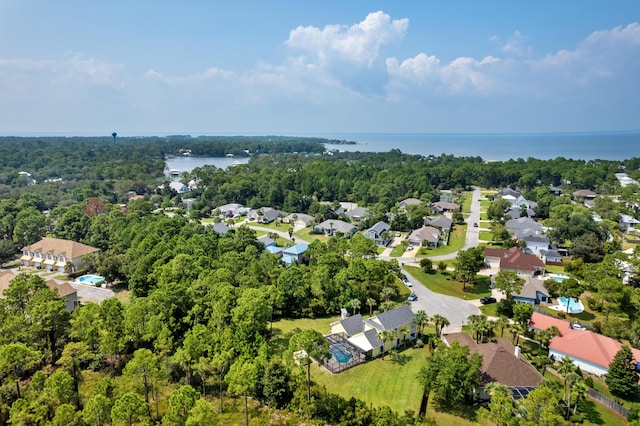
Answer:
521;234;550;257
505;217;544;238
620;214;640;231
573;189;597;200
314;220;356;236
250;207;285;224
344;206;369;222
282;243;308;265
364;221;391;246
505;196;537;219
330;306;416;358
264;245;283;256
21;237;100;273
425;215;453;232
615;173;639;187
443;332;543;400
540;248;563;265
211;222;230;236
216;203;244;218
166;181;189;194
529;312;640;376
430;201;460;214
500;188;522;198
282;213;315;228
409;226;441;247
484;247;546;276
548;186;562;196
398;198;422;211
0;270;78;312
513;276;550;305
257;235;276;247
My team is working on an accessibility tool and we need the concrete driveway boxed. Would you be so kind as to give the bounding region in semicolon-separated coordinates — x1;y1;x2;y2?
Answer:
403;268;480;330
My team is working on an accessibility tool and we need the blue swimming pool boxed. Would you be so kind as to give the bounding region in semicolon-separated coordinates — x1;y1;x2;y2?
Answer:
77;274;105;285
557;297;582;311
329;344;353;364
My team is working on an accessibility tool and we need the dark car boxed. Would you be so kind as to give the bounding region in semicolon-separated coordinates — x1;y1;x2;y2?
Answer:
480;296;496;304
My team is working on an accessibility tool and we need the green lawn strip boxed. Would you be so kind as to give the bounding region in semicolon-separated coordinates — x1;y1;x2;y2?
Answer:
389;243;406;257
480;200;490;208
405;266;491;299
479;213;488;220
479;303;498;317
293;226;328;243
478;231;493;241
311;347;429;413
460;193;472;213
544;264;566;275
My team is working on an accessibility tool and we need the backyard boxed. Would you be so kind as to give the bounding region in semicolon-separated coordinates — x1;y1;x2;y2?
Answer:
404;266;491;299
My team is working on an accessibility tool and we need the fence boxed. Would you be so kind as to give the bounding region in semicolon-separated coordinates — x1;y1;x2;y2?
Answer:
587;388;628;418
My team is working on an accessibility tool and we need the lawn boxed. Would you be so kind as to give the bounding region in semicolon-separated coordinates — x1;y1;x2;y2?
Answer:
480;200;490;208
478;231;494;241
479;303;498;317
270;316;341;354
311;347;429;413
405;266;491;300
544;264;566;274
293;226;328;243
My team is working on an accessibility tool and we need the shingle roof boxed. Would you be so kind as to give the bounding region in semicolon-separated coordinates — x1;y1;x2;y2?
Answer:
257;236;276;247
505;217;543;232
367;221;390;235
316;220;356;234
445;333;543;387
211;222;230;235
410;226;440;243
573;189;597;198
426;215;452;230
46;279;77;297
370;305;414;331
339;314;364;336
23;237;99;259
484;247;545;272
516;277;549;300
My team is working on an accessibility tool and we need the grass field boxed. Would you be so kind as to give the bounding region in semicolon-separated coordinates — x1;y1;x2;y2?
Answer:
311;347;429;413
405;266;491;299
479;231;494;241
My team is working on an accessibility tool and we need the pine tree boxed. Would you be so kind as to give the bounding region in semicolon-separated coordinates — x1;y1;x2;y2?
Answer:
606;345;639;397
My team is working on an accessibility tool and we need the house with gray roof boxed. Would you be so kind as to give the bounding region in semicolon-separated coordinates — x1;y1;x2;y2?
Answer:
314;219;356;236
425;215;452;231
540;248;563;264
431;201;460;214
364;221;391;246
409;226;441;247
257;235;276;247
505;217;544;237
500;188;521;198
211;222;230;236
282;213;315;227
398;198;422;211
521;234;550;257
513;276;550;305
344;206;369;222
250;207;285;224
329;306;416;358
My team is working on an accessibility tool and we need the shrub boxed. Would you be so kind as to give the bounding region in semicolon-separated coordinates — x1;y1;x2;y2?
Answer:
496;298;514;317
584;376;594;388
415;338;424;348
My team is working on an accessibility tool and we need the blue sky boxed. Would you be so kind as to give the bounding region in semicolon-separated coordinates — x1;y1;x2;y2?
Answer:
1;1;639;135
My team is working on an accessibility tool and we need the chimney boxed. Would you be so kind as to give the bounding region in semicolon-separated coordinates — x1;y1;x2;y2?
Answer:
514;344;521;359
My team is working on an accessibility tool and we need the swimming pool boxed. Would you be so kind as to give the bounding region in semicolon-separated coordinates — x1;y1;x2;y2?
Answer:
548;273;569;282
77;274;105;285
329;344;353;364
555;296;584;314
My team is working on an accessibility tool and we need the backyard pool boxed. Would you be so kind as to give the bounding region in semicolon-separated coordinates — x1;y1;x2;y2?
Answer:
76;274;105;285
551;296;585;314
329;344;353;364
547;273;570;282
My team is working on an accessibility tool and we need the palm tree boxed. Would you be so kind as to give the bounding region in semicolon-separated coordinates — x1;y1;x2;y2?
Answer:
496;315;510;338
432;314;449;338
366;298;376;316
572;381;589;415
349;298;361;316
378;330;395;359
413;310;429;338
380;286;396;302
467;314;485;342
564;372;582;419
557;356;576;402
509;323;527;345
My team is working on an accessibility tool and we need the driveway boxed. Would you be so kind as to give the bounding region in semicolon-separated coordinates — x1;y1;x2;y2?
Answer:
69;281;115;303
403;268;480;328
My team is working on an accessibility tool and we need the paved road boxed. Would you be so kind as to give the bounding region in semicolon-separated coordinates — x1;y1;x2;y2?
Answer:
403;268;480;329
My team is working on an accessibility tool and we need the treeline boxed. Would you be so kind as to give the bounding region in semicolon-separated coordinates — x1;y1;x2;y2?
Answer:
0;202;426;424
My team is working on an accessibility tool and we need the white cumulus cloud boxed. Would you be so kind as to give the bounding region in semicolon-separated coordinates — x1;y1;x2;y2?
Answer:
285;11;408;67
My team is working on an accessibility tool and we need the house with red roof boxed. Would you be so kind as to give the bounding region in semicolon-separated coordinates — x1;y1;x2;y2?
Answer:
529;312;640;376
484;246;545;276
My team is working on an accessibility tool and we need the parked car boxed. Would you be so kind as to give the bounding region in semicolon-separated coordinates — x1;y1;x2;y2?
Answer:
480;296;496;304
396;232;401;237
473;222;478;227
407;293;418;302
403;278;412;287
570;322;587;331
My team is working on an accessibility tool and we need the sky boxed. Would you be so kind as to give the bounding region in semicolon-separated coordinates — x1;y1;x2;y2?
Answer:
1;1;640;136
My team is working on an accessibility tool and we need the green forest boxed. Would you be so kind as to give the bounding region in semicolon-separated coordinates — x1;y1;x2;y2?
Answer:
1;136;640;425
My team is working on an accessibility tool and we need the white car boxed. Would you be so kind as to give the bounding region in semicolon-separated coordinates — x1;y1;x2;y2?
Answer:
570;322;586;331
